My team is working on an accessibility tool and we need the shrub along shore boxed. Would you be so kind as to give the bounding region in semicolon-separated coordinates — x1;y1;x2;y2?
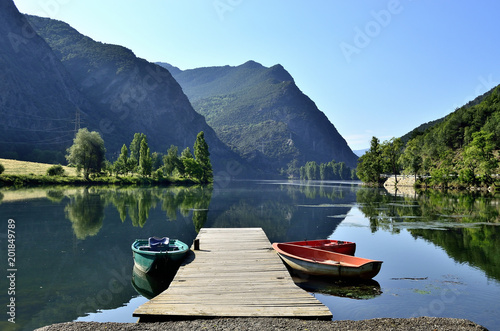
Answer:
0;173;197;188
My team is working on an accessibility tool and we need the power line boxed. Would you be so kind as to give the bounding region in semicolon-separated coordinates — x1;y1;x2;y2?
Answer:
1;112;74;122
73;108;81;136
1;125;74;133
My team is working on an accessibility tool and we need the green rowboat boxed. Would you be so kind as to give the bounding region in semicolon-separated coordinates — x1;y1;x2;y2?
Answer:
131;237;189;273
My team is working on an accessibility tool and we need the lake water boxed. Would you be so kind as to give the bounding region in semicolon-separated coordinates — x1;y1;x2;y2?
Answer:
1;180;499;331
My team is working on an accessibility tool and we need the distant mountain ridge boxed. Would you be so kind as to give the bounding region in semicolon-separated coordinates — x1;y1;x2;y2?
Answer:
158;61;358;173
353;149;368;157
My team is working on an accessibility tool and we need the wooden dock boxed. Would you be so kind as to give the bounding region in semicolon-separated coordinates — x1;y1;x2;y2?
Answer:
133;228;332;321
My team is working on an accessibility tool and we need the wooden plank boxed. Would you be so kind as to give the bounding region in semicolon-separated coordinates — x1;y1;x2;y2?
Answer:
133;228;332;320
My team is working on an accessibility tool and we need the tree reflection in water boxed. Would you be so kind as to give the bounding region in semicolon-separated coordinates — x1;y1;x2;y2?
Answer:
64;186;213;237
65;188;105;239
356;188;500;282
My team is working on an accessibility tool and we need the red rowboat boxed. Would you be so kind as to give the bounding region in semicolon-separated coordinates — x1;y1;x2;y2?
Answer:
272;242;382;279
285;239;356;255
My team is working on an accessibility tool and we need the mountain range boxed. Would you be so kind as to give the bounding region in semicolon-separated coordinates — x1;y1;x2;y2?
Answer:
1;0;358;177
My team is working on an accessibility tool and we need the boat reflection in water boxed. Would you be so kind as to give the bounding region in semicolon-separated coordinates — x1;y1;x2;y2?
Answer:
131;265;176;299
291;271;382;300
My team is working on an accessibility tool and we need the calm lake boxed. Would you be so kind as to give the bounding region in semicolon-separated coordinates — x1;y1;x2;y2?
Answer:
1;180;499;331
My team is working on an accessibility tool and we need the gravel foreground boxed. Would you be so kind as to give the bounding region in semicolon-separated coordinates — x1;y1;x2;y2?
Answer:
35;317;488;331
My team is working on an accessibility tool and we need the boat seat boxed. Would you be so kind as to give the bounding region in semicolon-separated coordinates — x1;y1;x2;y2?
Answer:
149;237;169;252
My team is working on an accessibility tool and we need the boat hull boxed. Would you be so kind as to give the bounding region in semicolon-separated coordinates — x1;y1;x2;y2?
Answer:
285;240;356;255
132;239;189;273
273;243;382;280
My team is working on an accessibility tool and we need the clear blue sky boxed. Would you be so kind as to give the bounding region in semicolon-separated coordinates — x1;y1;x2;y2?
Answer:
14;0;500;150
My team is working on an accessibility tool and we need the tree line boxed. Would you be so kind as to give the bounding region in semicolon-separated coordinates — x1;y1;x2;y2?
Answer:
357;132;499;188
66;129;213;183
298;160;357;180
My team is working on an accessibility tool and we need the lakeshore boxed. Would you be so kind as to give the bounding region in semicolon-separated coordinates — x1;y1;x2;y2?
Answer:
35;317;488;330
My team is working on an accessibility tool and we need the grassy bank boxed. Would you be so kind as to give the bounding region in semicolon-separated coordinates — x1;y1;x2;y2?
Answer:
0;158;77;176
0;158;196;187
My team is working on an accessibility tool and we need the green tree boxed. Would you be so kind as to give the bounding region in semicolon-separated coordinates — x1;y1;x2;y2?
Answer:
103;160;113;176
400;139;422;181
459;168;475;186
0;162;5;175
139;138;153;177
127;157;138;174
66;128;106;180
151;152;162;171
429;151;456;187
129;133;147;166
183;157;203;179
286;159;299;179
382;137;403;183
178;147;194;177
356;136;383;184
483;112;500;149
163;145;182;176
319;163;328;180
338;162;350;179
430;166;452;188
463;131;498;185
299;166;306;179
113;144;130;176
193;131;213;182
305;161;319;180
329;161;339;179
181;147;193;159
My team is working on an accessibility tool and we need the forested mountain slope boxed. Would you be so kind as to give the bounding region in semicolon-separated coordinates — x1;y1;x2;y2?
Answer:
158;61;358;174
398;84;500;187
407;85;500;155
401;86;499;145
